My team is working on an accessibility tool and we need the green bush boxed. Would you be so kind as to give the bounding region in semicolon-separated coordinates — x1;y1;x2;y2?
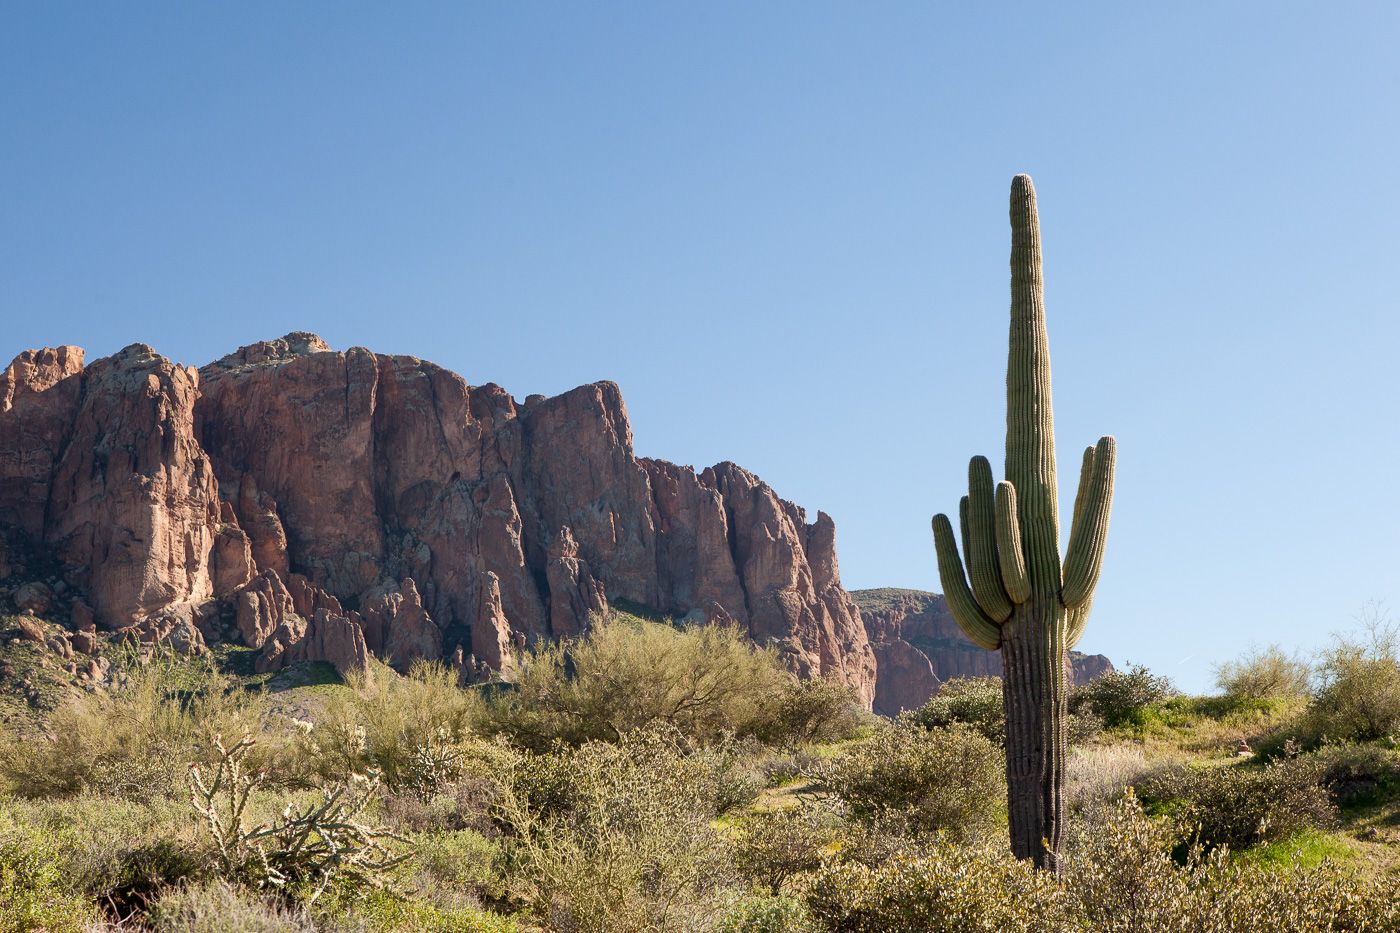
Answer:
0;656;263;798
902;677;1005;741
751;676;867;745
1304;743;1400;808
290;661;485;793
1135;757;1335;851
1306;619;1400;744
482;616;791;751
0;813;96;933
906;676;1100;746
1071;663;1175;729
730;806;838;893
820;723;1003;842
1;792;203;915
147;880;315;933
1063;792;1400;933
495;727;737;932
804;844;1070;933
715;891;816;933
1213;644;1312;703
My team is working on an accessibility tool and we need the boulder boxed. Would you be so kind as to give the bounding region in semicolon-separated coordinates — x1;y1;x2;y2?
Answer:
13;581;52;615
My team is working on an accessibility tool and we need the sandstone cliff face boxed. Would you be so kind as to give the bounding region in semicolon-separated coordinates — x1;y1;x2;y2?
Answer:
0;334;877;704
854;588;1114;716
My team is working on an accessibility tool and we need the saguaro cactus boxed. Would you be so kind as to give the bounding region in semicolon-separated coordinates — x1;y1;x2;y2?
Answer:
932;174;1116;870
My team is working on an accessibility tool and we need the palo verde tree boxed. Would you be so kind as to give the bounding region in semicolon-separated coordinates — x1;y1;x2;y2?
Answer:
931;174;1116;870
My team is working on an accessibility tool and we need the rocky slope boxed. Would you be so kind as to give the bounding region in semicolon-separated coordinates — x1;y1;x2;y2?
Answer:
854;588;1114;716
0;334;876;704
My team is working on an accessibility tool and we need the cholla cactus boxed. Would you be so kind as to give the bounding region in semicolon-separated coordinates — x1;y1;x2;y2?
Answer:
932;175;1116;869
189;734;409;902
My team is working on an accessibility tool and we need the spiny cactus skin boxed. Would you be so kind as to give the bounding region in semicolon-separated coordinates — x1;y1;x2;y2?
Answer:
932;175;1116;870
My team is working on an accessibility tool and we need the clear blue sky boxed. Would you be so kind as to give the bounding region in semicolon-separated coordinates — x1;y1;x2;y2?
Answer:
3;3;1397;691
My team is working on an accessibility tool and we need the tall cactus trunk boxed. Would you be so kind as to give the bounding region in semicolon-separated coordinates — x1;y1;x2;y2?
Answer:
1001;601;1068;867
931;174;1116;870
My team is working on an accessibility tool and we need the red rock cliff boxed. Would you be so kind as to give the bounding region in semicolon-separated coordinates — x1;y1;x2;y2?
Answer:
0;334;876;704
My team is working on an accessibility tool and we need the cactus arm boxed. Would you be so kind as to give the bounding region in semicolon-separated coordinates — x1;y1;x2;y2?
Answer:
967;456;1014;621
1068;445;1095;547
932;514;1002;650
959;495;972;567
1061;436;1116;609
1066;598;1093;649
995;481;1031;604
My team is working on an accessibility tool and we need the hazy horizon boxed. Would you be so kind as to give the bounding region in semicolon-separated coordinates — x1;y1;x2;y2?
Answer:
5;3;1397;692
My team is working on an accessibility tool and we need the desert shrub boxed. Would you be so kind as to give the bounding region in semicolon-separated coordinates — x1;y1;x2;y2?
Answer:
401;829;503;912
147;880;316;933
189;735;408;903
804;844;1071;933
1071;663;1175;728
754;747;824;786
0;657;263;798
482;616;789;751
1063;792;1400;933
715;892;816;933
379;773;503;835
495;727;737;932
1135;757;1335;851
820;723;1003;842
730;806;839;892
312;882;522;933
1306;618;1400;743
750;676;867;745
1213;644;1312;703
2;792;203;914
905;677;1097;745
291;661;485;794
902;677;1005;741
0;812;96;933
1304;743;1400;808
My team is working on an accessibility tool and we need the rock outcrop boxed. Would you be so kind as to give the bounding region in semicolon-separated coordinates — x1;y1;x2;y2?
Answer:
854;588;1114;716
0;333;877;704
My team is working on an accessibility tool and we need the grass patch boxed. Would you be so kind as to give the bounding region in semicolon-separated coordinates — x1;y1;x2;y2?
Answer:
1234;828;1356;871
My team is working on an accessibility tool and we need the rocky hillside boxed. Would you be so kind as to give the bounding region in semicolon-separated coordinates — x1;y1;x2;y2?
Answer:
855;588;1114;716
0;334;875;704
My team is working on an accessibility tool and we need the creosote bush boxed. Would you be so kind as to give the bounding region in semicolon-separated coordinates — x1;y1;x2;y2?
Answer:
482;615;800;750
1213;644;1312;704
0;810;96;933
820;722;1003;842
805;843;1071;933
1306;617;1400;744
1135;757;1335;852
0;655;263;798
495;726;738;933
902;676;1006;741
1071;663;1175;729
290;660;485;793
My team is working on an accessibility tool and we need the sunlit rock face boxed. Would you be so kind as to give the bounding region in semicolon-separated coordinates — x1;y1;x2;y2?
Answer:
0;333;877;705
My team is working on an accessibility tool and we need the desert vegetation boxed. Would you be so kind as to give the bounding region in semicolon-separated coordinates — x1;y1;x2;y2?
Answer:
2;603;1399;932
